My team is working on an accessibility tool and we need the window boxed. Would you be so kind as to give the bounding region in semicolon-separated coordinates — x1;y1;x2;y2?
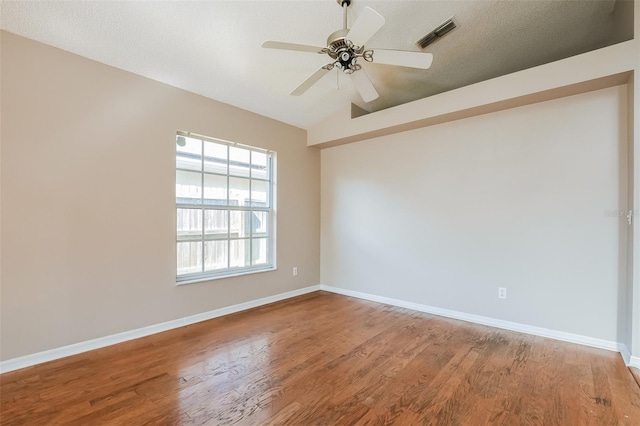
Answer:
175;131;274;283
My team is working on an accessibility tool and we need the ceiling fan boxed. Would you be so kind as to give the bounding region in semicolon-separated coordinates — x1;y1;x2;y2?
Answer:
262;0;434;103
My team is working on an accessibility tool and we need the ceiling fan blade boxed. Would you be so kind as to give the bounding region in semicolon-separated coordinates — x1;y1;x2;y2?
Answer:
262;41;325;54
346;7;385;48
350;69;379;103
291;65;332;96
370;49;434;69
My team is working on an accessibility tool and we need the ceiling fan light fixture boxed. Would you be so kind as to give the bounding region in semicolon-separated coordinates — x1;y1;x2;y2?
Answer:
416;17;456;49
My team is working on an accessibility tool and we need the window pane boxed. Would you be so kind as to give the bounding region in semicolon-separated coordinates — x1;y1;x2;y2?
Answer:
251;211;268;237
205;210;228;240
204;141;227;174
205;240;228;271
229;146;250;177
251;179;269;207
204;174;227;205
230;210;251;238
177;241;202;275
252;238;268;265
251;151;268;180
176;136;202;171
229;177;249;207
177;208;202;240
176;170;202;204
230;239;249;268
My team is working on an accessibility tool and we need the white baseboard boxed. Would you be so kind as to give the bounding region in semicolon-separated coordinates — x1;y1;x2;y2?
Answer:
320;285;625;357
619;344;632;365
3;284;636;374
0;285;321;374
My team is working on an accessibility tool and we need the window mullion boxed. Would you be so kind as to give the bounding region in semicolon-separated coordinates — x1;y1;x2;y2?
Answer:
227;145;231;270
201;139;205;273
249;151;253;266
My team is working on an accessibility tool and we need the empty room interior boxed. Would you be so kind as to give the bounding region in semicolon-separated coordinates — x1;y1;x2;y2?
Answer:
2;0;640;424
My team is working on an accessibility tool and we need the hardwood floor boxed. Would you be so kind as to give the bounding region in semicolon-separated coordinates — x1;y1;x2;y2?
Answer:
631;367;640;390
1;291;639;425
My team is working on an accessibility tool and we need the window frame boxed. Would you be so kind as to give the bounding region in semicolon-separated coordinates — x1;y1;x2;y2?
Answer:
175;131;276;284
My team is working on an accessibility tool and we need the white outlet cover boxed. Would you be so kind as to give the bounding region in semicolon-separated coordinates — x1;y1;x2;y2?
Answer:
498;288;507;299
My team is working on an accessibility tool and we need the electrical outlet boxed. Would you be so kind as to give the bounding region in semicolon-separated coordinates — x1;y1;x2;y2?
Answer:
293;267;298;276
498;287;507;299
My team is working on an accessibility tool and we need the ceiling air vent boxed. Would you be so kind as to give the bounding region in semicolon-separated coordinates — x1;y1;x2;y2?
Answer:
415;17;456;49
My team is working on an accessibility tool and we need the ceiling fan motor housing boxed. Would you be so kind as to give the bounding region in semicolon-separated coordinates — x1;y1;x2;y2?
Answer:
327;29;350;56
326;29;363;73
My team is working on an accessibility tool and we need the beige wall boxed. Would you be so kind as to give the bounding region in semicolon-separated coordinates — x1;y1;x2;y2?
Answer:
0;31;320;361
322;86;628;342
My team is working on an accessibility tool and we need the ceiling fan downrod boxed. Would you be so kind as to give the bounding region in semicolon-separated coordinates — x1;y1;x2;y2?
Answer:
340;0;350;30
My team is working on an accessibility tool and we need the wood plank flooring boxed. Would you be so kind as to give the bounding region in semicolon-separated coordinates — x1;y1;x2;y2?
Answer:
631;367;640;389
1;291;639;425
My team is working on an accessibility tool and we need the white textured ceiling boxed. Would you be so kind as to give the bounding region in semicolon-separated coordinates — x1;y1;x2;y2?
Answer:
0;0;633;129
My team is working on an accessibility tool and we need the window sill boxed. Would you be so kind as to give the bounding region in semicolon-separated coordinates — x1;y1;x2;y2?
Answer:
176;267;277;286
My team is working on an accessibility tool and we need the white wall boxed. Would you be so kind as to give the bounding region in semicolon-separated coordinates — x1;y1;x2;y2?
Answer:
0;32;320;361
322;86;628;342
